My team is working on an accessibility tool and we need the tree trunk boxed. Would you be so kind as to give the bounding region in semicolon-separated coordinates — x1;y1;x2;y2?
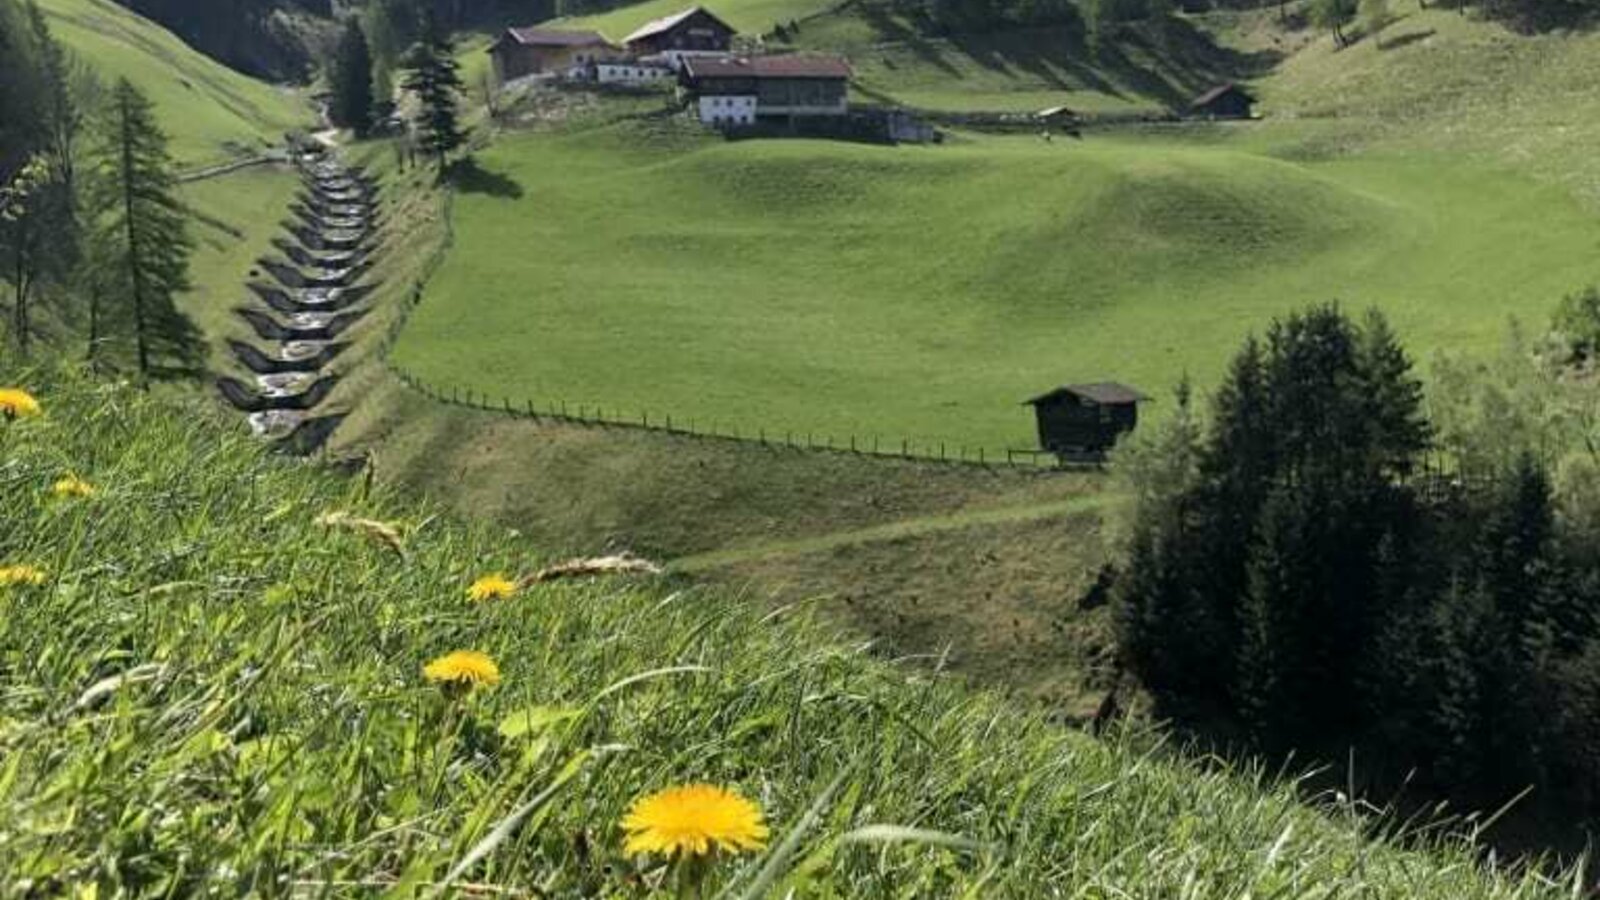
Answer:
87;282;100;370
118;94;151;383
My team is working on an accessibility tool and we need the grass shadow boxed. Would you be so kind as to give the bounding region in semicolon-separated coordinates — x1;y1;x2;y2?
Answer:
857;4;964;78
447;157;525;200
1378;28;1437;50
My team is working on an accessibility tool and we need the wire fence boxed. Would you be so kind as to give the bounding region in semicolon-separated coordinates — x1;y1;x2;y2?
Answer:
384;360;1061;471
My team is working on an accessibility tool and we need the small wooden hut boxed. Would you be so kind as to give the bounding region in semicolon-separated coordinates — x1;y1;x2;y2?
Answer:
1024;382;1148;458
1189;83;1255;120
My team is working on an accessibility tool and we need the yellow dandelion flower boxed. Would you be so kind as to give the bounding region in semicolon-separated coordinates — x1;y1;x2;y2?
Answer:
0;388;41;420
51;475;96;499
422;650;500;689
622;784;770;859
0;565;47;587
467;573;518;602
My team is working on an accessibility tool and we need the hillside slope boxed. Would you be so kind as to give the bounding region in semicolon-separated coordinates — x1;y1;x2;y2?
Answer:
0;366;1587;895
1255;8;1600;203
390;121;1600;453
37;0;309;166
548;0;1258;113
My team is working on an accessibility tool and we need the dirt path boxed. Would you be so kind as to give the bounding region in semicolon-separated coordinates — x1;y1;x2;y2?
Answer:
670;492;1111;573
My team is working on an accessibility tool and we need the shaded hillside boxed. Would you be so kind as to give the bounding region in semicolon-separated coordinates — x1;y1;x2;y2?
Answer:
786;0;1276;112
112;0;334;81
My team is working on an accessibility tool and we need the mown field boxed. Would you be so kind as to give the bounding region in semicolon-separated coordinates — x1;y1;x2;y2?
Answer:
1;367;1589;896
390;121;1600;454
36;0;309;167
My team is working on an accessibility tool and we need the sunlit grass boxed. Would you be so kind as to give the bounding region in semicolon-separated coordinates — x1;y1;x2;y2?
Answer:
0;367;1585;895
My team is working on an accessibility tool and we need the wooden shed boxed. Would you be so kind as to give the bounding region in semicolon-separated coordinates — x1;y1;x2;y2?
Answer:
488;28;613;84
1024;382;1148;458
622;6;737;56
1189;83;1255;120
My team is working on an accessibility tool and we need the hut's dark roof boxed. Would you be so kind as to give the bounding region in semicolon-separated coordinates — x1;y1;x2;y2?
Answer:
496;27;611;48
622;6;737;44
1025;382;1150;406
682;53;852;79
1190;83;1253;109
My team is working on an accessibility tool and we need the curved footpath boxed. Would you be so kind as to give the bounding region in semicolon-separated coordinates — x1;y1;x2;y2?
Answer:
214;143;381;455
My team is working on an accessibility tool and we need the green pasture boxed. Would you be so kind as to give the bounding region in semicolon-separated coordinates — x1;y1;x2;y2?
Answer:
36;0;310;167
391;124;1600;454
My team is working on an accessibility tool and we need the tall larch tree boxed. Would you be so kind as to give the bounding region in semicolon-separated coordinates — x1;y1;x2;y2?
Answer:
84;79;201;379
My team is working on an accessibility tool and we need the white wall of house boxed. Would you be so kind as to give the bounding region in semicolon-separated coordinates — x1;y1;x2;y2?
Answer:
698;95;756;125
756;99;849;116
595;63;674;84
658;49;733;71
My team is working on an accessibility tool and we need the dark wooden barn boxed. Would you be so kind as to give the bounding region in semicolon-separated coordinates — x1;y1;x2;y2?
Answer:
1024;382;1148;458
1189;83;1255;120
622;6;737;56
487;28;612;84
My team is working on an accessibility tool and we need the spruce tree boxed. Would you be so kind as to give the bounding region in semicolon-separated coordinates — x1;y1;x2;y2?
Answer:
329;19;376;136
84;79;201;380
400;12;466;173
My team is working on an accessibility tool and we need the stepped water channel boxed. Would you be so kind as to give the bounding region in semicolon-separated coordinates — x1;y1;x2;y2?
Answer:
214;144;379;455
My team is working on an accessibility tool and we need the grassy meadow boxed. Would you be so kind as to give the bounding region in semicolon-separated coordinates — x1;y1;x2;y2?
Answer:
36;0;310;167
391;122;1600;454
179;165;302;370
0;367;1591;896
554;0;836;43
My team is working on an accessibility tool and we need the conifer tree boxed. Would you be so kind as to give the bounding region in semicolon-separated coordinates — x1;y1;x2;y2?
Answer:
25;0;79;189
1;155;53;353
400;12;466;172
84;79;201;379
329;18;376;136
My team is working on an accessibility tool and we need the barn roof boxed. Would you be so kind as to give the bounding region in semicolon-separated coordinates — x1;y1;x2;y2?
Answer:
1190;82;1253;108
1025;382;1150;406
622;6;736;44
1035;105;1076;118
496;27;611;48
682;53;852;79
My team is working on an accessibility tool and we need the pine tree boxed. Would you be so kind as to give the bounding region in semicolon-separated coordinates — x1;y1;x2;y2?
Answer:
329;19;376;136
401;12;466;173
84;79;201;380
